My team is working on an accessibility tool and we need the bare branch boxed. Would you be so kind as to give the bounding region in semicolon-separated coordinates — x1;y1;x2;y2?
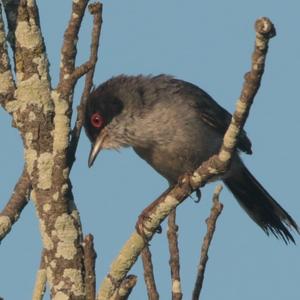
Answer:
113;275;138;300
192;185;223;300
2;0;50;82
68;2;103;168
141;246;159;300
58;1;103;97
83;234;97;300
0;3;15;108
58;0;89;92
2;1;103;299
1;1;88;298
167;210;182;300
0;167;31;242
97;17;276;299
32;249;47;300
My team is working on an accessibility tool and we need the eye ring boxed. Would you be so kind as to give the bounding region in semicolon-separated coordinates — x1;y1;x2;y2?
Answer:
91;112;104;128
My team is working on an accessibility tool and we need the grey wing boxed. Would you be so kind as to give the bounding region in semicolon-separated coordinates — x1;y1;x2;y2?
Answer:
178;79;253;154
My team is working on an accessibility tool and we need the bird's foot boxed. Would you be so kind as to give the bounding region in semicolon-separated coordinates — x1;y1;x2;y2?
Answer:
178;172;200;202
136;212;162;244
135;188;173;243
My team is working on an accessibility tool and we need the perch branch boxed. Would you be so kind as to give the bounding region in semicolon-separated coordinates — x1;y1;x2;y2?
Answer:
68;2;103;168
141;246;159;300
192;185;223;300
167;210;182;300
83;234;97;300
97;17;276;300
0;167;31;242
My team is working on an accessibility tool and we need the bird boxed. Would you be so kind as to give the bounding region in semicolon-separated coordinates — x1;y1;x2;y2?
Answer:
84;74;299;243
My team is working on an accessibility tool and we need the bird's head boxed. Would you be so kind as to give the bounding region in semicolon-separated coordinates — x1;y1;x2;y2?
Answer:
84;75;154;167
84;80;126;167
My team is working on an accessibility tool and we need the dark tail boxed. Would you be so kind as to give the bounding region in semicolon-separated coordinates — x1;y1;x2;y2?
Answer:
224;166;299;244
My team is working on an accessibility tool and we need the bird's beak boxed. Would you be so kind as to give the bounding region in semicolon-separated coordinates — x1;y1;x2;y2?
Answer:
88;130;108;167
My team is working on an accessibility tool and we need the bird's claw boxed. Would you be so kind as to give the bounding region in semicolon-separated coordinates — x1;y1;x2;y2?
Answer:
194;188;201;203
135;212;152;244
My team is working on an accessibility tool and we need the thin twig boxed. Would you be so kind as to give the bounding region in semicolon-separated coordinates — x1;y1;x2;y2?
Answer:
113;275;138;300
83;234;97;300
68;2;103;168
97;18;276;300
167;210;182;300
192;185;223;300
32;249;47;300
141;246;159;300
58;0;89;92
0;167;31;242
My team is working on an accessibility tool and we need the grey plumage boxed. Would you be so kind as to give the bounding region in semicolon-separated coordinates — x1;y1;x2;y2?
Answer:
84;74;299;243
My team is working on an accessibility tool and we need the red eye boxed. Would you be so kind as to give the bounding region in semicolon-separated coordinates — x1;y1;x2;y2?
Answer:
91;112;104;128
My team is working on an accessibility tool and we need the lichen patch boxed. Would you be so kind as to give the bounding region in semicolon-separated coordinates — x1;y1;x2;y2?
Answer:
15;21;42;49
25;148;38;176
37;152;54;190
0;71;14;94
40;220;54;250
52;291;68;300
52;91;70;153
54;214;77;259
25;132;33;148
15;75;51;110
0;216;11;236
62;168;69;179
53;192;59;201
63;269;84;296
172;279;182;293
33;55;50;80
28;111;36;121
43;203;51;212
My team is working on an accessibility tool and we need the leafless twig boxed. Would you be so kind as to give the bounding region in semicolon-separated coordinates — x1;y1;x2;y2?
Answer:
58;0;89;93
58;1;103;96
167;210;182;300
0;167;31;242
141;246;159;300
68;2;103;168
192;185;223;300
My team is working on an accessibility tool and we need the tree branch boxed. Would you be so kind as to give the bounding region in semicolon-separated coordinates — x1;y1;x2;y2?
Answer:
0;167;31;242
83;234;97;300
1;1;98;298
167;210;182;300
192;185;223;300
0;3;15;108
58;0;89;93
97;17;276;300
32;249;47;300
141;246;159;300
58;1;103;97
68;2;103;168
113;275;138;300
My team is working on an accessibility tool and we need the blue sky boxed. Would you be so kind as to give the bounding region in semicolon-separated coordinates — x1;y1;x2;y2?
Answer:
1;1;300;299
